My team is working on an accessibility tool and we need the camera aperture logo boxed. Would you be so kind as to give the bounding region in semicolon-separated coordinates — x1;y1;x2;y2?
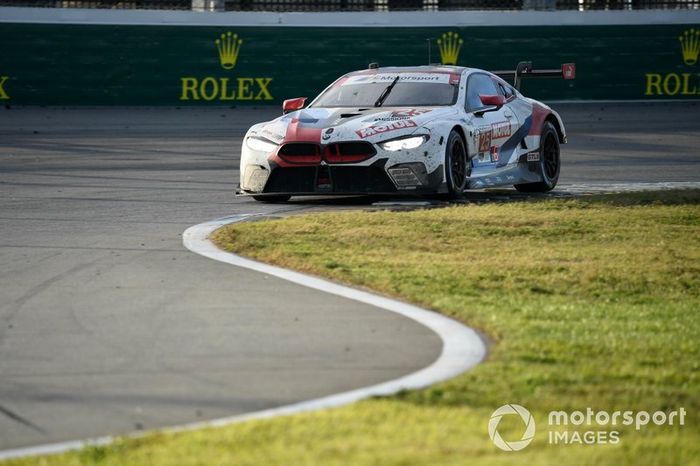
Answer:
488;404;536;451
488;404;687;451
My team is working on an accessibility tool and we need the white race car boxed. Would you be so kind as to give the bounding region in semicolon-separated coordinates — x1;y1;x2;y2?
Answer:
239;62;575;202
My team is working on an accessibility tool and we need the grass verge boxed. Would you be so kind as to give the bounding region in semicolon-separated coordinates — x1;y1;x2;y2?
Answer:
6;190;700;466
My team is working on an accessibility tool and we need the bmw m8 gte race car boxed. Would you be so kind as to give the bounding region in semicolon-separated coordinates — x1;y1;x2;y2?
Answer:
239;62;576;202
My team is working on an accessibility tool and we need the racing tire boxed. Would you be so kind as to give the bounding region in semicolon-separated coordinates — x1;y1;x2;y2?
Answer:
252;195;291;203
514;121;560;193
443;129;468;198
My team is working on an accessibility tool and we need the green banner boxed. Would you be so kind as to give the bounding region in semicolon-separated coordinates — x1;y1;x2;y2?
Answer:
0;23;698;105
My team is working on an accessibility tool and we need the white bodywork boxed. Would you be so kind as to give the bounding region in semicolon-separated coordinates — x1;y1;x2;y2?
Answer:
239;66;566;195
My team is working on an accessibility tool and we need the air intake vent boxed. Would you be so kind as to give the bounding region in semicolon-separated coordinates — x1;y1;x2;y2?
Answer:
277;143;321;164
325;142;376;164
276;142;376;165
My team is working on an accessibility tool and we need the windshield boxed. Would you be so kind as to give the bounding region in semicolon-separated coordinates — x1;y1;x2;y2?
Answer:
311;73;460;108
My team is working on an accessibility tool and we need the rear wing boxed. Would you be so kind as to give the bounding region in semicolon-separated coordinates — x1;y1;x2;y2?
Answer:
492;62;576;91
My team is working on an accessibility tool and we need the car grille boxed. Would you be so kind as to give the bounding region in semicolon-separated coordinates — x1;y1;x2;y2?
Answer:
276;142;375;165
325;142;376;164
277;143;321;164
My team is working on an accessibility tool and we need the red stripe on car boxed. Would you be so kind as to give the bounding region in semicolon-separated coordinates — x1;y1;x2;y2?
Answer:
284;118;323;143
528;103;551;136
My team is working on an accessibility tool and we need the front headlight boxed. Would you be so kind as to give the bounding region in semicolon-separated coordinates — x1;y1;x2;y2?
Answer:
379;135;428;152
246;136;278;153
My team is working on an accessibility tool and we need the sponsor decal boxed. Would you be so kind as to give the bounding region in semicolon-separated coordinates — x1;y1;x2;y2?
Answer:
438;31;463;66
355;120;417;139
374;108;432;121
344;73;451;85
476;122;509;156
0;76;9;100
527;152;540;162
180;32;274;102
490;146;500;163
491;121;512;139
322;127;334;141
644;27;699;97
374;117;409;122
374;74;443;82
477;127;492;153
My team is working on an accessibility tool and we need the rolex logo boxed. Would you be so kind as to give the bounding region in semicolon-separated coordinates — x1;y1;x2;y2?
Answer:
679;28;700;66
0;76;9;100
215;32;243;70
438;31;463;66
180;31;273;102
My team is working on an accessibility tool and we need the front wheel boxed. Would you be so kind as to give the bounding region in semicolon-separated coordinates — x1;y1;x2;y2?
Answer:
252;195;291;203
444;129;468;198
514;121;560;193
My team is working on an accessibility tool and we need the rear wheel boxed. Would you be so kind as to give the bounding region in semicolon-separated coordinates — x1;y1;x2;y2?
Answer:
514;121;560;193
444;130;468;198
252;195;291;203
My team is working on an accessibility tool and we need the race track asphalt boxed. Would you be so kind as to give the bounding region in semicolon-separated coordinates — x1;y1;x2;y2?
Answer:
0;102;699;450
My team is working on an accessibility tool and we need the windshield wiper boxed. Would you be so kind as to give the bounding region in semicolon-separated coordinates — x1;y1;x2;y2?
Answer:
374;75;400;107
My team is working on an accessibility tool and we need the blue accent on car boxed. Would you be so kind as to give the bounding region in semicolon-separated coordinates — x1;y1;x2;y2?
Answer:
496;115;532;168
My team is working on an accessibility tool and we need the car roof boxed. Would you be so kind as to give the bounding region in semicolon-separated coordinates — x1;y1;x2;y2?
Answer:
345;65;471;76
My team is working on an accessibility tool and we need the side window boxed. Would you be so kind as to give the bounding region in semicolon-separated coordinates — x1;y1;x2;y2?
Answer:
496;81;513;99
466;74;500;111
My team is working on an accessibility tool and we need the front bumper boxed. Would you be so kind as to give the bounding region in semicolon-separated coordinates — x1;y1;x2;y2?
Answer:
241;159;445;196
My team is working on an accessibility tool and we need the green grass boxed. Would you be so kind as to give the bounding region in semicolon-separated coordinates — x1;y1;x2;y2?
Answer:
7;190;700;466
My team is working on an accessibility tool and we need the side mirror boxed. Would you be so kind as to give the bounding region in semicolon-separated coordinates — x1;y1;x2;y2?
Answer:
479;94;505;108
283;97;307;114
474;94;505;116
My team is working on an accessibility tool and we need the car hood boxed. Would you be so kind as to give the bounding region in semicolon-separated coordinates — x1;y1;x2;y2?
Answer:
250;106;457;145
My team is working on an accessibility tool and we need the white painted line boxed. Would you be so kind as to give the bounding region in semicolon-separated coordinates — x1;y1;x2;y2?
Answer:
0;438;116;461
0;213;487;461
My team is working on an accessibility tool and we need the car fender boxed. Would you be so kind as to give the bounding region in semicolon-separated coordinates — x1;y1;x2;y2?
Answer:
524;98;567;144
420;116;472;182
